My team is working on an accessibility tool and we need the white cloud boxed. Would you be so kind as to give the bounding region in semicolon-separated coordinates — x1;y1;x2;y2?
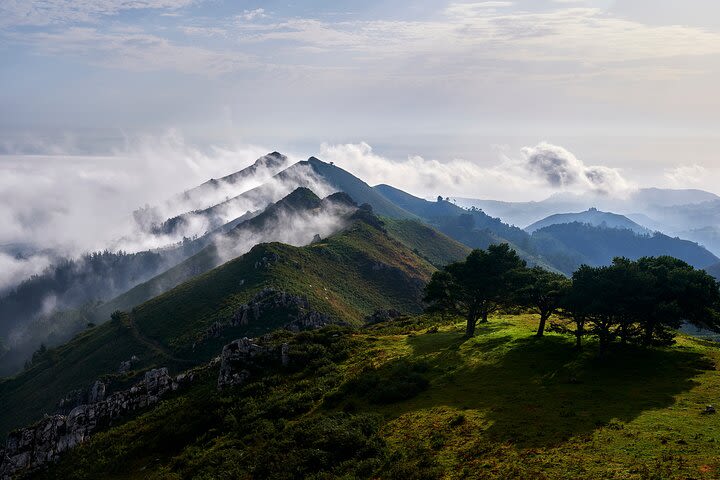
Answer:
319;142;536;200
521;142;635;196
239;8;267;21
0;253;52;293
0;0;199;27
0;131;272;260
319;141;636;201
664;164;708;187
17;27;250;74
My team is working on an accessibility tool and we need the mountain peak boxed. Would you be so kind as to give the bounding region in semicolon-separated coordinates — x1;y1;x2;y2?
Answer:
526;208;650;234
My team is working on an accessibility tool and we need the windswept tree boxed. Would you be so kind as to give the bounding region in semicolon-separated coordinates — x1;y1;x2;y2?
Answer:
424;244;526;337
563;257;720;354
636;256;720;345
515;267;571;337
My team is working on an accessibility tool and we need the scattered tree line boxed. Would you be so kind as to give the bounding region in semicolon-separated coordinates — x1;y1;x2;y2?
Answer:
424;244;720;354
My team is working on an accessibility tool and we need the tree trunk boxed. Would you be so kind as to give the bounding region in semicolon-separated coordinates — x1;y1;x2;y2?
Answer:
574;318;584;350
479;310;489;323
536;312;549;337
643;321;655;346
465;315;477;338
598;322;611;357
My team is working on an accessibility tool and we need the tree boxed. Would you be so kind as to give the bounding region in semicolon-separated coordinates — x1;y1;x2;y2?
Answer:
636;256;720;345
563;257;720;354
515;266;571;337
424;244;526;337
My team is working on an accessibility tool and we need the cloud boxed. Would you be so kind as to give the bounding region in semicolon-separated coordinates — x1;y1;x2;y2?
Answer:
0;131;273;273
0;0;199;26
214;195;354;264
239;8;267;21
126;161;337;252
521;142;635;196
16;27;250;75
319;142;540;200
319;141;636;201
664;164;708;187
0;253;52;293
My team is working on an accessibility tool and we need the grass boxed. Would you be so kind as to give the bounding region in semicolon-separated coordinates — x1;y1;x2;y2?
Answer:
0;215;458;437
38;314;720;479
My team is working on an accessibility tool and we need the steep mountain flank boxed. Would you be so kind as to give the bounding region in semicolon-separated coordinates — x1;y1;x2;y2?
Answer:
0;206;461;437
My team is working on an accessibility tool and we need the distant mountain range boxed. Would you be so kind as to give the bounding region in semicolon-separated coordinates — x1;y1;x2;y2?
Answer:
526;208;650;234
454;188;720;228
2;153;719;380
455;188;720;256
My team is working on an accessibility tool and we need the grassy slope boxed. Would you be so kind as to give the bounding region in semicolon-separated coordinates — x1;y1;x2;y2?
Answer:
40;314;720;480
382;217;471;267
0;217;460;437
374;183;560;272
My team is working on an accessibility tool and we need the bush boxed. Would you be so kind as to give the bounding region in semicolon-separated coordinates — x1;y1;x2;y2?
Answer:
345;359;430;405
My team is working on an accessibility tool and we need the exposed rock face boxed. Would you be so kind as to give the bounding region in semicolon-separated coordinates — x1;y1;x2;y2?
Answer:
254;253;279;270
217;337;290;389
194;288;336;348
0;368;195;479
56;379;107;414
365;309;402;325
118;355;139;373
285;310;333;332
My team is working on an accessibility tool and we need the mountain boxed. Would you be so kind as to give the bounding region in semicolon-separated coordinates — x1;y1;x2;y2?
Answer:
133;152;289;232
93;187;358;323
526;208;651;234
631;188;719;208
454;188;720;229
13;308;720;479
0;187;359;377
0;201;467;437
531;222;719;274
155;156;415;238
373;184;549;266
302;158;415;219
178;151;288;209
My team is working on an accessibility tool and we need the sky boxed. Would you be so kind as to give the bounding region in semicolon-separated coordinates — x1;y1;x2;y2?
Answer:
1;0;720;263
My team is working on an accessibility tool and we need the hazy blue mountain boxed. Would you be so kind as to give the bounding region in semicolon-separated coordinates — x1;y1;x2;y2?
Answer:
526;208;651;234
454;188;720;229
531;222;719;274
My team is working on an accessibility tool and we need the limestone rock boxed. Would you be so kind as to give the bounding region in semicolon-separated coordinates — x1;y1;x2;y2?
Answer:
0;367;195;479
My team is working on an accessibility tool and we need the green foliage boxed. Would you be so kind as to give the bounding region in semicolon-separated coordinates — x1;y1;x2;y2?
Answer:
563;256;720;353
38;315;720;480
514;266;571;336
424;244;527;337
0;213;457;437
343;359;430;405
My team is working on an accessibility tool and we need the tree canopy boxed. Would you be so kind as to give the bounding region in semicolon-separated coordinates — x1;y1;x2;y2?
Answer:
424;244;526;337
424;246;720;354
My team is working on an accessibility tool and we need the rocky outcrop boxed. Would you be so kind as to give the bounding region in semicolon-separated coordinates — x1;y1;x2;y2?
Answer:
217;337;289;390
0;368;195;479
194;288;336;348
118;355;139;373
254;253;279;270
285;310;333;332
56;380;106;414
365;309;402;325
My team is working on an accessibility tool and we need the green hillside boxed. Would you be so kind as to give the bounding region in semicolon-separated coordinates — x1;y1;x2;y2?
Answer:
0;210;465;437
382;217;471;267
93;187;336;322
304;158;416;219
36;314;720;479
374;184;558;271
